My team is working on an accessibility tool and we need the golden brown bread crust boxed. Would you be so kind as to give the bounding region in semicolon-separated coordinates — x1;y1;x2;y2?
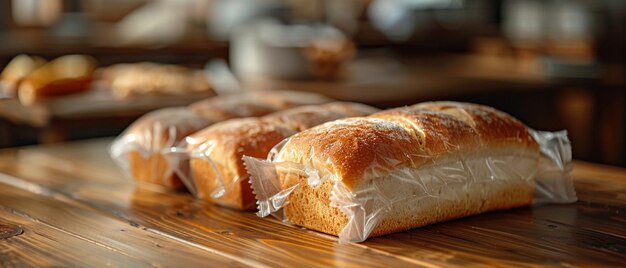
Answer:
410;102;538;148
189;118;293;209
122;90;330;190
277;102;538;189
276;117;422;188
188;102;378;209
272;101;540;239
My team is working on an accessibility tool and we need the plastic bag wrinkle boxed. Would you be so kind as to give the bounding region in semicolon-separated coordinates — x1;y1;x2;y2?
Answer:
110;107;210;189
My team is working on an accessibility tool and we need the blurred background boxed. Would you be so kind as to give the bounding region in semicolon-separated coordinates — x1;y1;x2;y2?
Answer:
0;0;624;166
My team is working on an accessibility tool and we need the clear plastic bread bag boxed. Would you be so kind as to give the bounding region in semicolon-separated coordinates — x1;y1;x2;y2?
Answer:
184;135;223;199
244;129;576;243
182;120;295;208
110;107;211;190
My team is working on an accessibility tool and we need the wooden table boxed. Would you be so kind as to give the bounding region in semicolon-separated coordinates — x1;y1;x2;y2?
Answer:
0;139;624;267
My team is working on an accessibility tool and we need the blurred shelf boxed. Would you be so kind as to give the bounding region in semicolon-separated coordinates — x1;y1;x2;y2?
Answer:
0;29;229;66
0;84;214;127
243;53;565;106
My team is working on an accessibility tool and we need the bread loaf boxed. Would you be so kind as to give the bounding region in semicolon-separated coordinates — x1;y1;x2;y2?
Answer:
0;54;46;97
247;101;540;242
115;107;211;189
18;55;97;106
187;102;379;209
112;90;333;189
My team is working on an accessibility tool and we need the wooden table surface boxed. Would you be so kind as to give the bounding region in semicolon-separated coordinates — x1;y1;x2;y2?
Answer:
0;139;624;267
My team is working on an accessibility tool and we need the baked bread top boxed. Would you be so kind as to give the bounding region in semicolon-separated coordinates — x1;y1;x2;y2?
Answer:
274;102;539;189
187;102;379;165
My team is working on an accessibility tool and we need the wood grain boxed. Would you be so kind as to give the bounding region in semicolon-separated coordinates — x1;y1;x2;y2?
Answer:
0;222;23;240
0;162;414;268
0;173;247;267
0;139;625;267
0;209;146;267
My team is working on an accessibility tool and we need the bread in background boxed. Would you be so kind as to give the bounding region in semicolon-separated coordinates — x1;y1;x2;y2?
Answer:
0;54;47;97
17;55;97;106
102;62;213;99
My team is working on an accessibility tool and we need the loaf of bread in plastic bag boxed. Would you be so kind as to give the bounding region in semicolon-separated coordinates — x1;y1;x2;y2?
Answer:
186;102;379;209
111;90;332;189
246;101;564;242
122;107;211;189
